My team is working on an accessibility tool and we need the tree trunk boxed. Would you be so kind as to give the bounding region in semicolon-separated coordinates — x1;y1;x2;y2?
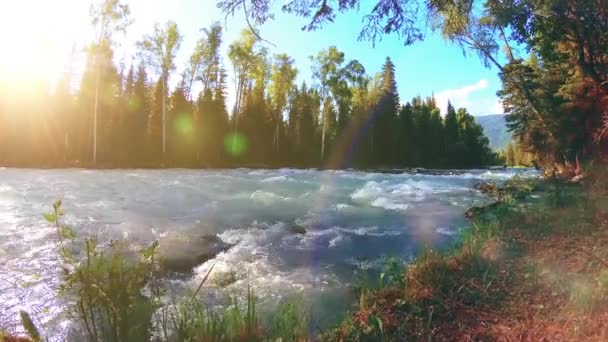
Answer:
162;75;166;164
93;58;101;165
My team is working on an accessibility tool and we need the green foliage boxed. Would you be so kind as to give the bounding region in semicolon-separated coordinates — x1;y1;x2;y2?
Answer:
19;311;41;342
269;298;309;341
379;256;407;289
158;284;312;342
394;96;497;168
161;296;260;342
46;201;161;342
1;12;499;170
216;0;608;171
5;0;608;171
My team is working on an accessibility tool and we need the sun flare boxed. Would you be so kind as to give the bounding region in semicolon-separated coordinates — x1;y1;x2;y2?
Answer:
0;0;89;86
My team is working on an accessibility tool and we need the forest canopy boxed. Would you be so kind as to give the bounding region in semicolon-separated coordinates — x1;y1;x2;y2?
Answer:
219;0;608;176
0;0;498;169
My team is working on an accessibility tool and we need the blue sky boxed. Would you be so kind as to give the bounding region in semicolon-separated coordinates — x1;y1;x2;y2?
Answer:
0;0;504;115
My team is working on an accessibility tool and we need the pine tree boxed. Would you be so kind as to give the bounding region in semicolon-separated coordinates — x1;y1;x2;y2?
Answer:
211;68;229;165
429;106;445;167
397;103;416;166
148;77;164;161
444;101;459;145
168;78;194;165
124;64;135;98
194;88;214;164
444;100;460;166
413;99;432;166
370;57;399;166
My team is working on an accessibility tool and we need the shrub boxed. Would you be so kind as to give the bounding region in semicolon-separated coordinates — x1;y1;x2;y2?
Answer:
46;201;161;342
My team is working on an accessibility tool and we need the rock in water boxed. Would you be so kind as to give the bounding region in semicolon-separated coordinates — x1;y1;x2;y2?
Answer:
158;232;232;273
474;182;497;194
287;225;306;235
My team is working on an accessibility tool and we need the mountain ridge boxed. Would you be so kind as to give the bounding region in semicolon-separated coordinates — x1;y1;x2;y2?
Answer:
475;114;512;151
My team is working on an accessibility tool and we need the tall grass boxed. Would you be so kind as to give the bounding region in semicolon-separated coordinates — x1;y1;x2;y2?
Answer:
160;285;260;342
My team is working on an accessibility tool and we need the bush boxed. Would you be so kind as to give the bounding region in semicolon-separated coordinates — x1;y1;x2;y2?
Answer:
46;201;161;342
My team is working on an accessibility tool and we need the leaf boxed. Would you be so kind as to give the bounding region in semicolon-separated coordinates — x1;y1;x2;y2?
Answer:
192;263;217;298
44;213;56;223
53;200;62;211
20;310;41;342
59;247;73;260
374;315;383;335
60;225;75;239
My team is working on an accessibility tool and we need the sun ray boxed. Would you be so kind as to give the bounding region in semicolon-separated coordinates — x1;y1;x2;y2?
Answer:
0;0;90;89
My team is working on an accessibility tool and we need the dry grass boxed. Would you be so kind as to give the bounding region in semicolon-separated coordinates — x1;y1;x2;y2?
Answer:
475;229;608;341
327;172;608;341
435;176;608;341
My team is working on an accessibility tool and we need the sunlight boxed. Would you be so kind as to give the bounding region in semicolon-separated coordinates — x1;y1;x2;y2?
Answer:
0;0;89;87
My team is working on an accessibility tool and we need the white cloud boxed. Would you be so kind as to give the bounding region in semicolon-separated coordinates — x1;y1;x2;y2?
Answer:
433;79;489;115
490;99;504;114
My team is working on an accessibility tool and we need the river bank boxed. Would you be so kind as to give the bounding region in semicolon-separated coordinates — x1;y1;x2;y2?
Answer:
323;171;608;340
0;160;509;174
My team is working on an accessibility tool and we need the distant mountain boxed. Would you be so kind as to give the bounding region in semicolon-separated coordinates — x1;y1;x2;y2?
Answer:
475;114;512;151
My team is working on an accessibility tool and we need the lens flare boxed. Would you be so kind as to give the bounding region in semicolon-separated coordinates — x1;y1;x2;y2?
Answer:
175;113;193;135
127;96;142;112
224;132;247;156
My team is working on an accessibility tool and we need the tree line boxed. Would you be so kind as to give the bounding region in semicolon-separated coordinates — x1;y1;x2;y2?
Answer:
500;142;535;167
222;0;608;177
0;0;497;169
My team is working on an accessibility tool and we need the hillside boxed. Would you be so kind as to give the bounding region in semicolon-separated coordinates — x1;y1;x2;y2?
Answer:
476;114;512;151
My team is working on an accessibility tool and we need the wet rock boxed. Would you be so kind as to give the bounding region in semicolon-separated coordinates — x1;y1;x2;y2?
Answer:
570;173;586;183
464;207;478;219
465;202;501;220
474;182;498;194
287;225;306;235
158;232;232;273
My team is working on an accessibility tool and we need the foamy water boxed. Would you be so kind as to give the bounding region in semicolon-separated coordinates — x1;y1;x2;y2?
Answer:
0;167;537;338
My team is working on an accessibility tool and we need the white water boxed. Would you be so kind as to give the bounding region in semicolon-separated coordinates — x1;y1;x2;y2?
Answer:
0;167;537;338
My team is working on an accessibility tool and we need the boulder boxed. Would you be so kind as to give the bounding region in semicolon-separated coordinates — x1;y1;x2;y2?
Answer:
570;173;586;183
474;182;498;194
287;225;306;235
158;232;232;273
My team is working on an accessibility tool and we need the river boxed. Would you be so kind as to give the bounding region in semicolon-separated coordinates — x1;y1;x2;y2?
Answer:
0;167;537;339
